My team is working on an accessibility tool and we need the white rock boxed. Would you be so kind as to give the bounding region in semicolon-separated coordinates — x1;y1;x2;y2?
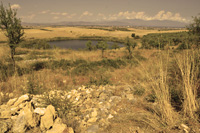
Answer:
107;114;114;119
13;94;30;107
34;108;46;115
40;105;56;130
7;98;17;106
91;108;98;117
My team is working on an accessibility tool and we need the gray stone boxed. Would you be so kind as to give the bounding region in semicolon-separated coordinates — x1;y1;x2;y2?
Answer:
0;119;12;133
7;98;17;106
13;94;30;107
87;124;99;133
126;94;134;100
0;110;12;119
23;102;38;128
34;107;46;115
13;111;27;133
110;96;121;103
40;105;56;130
46;118;67;133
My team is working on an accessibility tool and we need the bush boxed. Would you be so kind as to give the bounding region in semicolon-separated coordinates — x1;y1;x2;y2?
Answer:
111;43;120;50
88;75;111;86
49;59;72;70
20;39;51;49
176;42;191;50
0;61;28;81
131;33;135;38
30;61;48;71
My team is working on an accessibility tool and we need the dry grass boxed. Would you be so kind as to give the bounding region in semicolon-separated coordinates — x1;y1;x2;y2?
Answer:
0;26;187;42
0;30;199;132
175;50;199;119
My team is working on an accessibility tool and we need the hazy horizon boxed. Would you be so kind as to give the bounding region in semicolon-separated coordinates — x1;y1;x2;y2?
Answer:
1;0;200;24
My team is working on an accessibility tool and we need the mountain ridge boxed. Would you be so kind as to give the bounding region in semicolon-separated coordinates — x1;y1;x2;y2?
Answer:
22;19;188;28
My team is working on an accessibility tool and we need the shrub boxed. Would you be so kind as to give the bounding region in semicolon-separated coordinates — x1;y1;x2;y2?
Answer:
88;75;111;86
86;40;93;51
111;43;120;50
20;39;51;49
124;37;137;59
176;42;191;50
131;33;135;38
30;61;48;71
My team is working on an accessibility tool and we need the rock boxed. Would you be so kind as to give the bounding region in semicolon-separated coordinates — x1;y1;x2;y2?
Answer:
0;119;12;133
9;93;14;98
13;94;30;107
109;96;121;103
1;110;12;118
91;108;98;117
7;98;17;106
46;118;67;133
12;111;27;133
87;124;99;133
31;95;46;108
63;127;74;133
40;105;56;130
34;108;46;115
126;94;134;100
23;102;38;127
87;117;97;123
107;114;114;119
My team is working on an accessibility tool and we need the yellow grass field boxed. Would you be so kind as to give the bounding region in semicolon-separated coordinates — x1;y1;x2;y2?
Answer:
0;26;187;42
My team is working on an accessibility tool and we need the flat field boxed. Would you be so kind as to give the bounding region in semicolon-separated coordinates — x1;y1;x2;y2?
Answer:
0;26;187;41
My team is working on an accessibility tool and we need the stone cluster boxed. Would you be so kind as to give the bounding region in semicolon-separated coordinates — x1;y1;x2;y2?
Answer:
0;94;74;133
46;85;136;132
0;85;136;133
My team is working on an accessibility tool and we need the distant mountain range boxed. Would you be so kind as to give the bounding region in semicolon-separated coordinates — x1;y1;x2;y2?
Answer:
23;19;188;28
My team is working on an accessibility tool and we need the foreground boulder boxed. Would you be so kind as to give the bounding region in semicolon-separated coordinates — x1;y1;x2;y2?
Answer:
0;94;74;133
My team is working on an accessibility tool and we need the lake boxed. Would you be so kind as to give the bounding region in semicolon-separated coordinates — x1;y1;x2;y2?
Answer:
49;40;124;50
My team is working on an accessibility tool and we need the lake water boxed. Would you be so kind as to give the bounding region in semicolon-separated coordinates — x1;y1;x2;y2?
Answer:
49;40;124;50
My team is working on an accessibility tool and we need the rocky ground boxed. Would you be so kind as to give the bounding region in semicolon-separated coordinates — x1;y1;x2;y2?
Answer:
0;85;191;133
0;85;137;133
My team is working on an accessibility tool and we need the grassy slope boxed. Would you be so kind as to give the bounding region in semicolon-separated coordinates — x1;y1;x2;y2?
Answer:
1;26;199;132
0;26;187;41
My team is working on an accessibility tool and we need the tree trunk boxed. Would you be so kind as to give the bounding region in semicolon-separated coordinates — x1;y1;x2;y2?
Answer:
11;47;16;72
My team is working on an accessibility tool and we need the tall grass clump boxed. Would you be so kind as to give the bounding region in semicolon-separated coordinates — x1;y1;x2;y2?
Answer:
133;49;179;131
148;52;176;126
175;50;199;119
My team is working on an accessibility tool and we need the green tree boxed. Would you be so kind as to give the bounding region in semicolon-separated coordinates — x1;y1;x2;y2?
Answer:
131;33;135;38
187;15;200;47
0;3;24;69
124;37;137;59
86;40;93;51
111;43;120;50
187;16;200;35
97;41;108;58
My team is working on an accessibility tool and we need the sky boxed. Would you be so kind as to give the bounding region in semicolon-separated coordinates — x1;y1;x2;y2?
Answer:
1;0;200;23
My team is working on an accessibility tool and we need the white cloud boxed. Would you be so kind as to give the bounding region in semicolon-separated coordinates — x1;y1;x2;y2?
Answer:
53;16;60;20
98;13;107;20
20;14;36;22
82;11;93;16
40;10;50;14
61;13;68;16
67;13;77;18
50;12;68;16
11;4;21;9
152;10;186;22
106;10;187;22
51;12;61;15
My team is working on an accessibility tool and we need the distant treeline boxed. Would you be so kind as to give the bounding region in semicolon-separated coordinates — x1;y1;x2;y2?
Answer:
141;32;199;49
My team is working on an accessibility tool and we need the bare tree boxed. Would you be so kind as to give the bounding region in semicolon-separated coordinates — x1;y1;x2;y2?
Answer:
0;3;24;69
